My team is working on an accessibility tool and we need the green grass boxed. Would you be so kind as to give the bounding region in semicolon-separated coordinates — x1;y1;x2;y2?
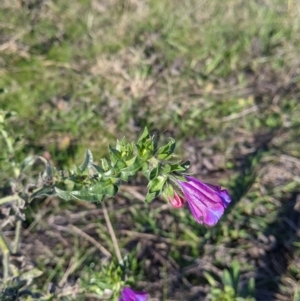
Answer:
1;0;300;300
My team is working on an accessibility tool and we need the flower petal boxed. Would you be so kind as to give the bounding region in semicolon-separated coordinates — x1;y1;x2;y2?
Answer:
178;176;231;226
217;188;231;207
179;181;224;226
184;177;223;203
185;176;231;207
119;287;148;301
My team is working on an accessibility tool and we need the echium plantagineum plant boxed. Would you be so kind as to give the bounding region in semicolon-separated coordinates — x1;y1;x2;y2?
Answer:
29;127;231;300
0;121;231;300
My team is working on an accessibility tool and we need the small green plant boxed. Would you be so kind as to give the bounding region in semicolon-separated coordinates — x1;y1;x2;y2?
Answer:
204;261;255;301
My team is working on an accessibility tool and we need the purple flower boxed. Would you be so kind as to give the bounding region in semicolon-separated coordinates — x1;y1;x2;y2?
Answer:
178;176;231;226
118;287;148;301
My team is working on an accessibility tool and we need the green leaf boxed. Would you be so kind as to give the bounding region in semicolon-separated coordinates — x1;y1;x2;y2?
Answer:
30;185;54;201
138;127;150;143
231;260;240;293
157;138;176;160
181;160;190;170
71;190;105;202
109;145;122;163
145;190;158;202
163;160;190;174
170;163;183;173
63;178;76;191
92;164;104;174
137;138;155;160
89;182;119;197
115;139;122;151
143;168;151;180
163;184;174;199
162;164;171;174
149;164;161;180
101;158;110;171
148;176;167;193
247;277;255;296
79;149;93;173
203;271;218;286
54;187;72;201
20;155;47;172
115;137;127;152
120;172;129;181
126;142;135;157
222;269;233;288
45;163;53;179
121;156;144;177
114;160;127;169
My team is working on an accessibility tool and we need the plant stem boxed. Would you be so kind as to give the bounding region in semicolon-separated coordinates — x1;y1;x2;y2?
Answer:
13;219;21;254
0;231;10;282
0;195;19;205
0;195;23;254
102;201;122;263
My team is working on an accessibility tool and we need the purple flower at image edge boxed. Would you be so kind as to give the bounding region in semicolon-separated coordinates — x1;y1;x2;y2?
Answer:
178;176;231;226
118;287;148;301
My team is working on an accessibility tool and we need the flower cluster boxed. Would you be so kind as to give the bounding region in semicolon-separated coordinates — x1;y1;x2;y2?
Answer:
169;176;231;226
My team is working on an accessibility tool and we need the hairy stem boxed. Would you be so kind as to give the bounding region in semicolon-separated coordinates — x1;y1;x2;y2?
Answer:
102;201;122;263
